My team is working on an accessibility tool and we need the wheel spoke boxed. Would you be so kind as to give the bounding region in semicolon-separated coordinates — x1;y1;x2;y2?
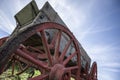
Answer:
63;51;77;66
29;74;49;80
59;40;72;62
28;46;45;54
12;59;15;75
40;30;53;66
54;30;62;62
65;66;78;71
20;45;47;60
15;49;50;71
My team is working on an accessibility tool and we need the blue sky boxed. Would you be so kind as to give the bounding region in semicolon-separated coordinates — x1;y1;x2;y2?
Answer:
0;0;120;80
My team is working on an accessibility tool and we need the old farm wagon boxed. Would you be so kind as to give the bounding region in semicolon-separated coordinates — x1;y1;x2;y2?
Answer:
0;1;97;80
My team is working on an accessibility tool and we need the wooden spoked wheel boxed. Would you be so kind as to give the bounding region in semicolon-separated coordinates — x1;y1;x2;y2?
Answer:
88;62;97;80
0;22;81;80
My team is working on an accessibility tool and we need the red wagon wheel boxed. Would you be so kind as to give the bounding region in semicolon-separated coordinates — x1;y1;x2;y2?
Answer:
88;62;97;80
0;22;82;80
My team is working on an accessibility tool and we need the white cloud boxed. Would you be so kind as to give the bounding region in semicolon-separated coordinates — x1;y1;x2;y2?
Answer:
105;68;120;73
0;10;15;35
49;0;88;30
86;43;120;62
86;43;120;80
104;63;120;68
11;0;31;14
78;24;113;40
0;0;29;38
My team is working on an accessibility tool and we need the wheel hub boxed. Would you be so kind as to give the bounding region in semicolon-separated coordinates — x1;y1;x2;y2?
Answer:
49;64;69;80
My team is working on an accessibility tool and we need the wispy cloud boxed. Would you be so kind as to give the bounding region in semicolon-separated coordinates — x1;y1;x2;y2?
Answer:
103;62;120;68
105;67;120;73
79;25;113;40
99;66;120;80
0;0;31;38
98;70;116;80
87;44;120;80
88;44;116;54
86;43;120;61
48;0;88;31
12;0;30;13
0;10;15;36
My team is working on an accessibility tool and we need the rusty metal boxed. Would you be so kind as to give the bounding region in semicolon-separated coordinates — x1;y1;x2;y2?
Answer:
0;1;97;80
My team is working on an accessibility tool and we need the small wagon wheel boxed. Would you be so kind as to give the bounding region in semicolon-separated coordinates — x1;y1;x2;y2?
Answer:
88;62;97;80
0;22;82;80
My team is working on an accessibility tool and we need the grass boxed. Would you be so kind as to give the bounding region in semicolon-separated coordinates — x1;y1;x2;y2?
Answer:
0;67;40;80
0;68;75;80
